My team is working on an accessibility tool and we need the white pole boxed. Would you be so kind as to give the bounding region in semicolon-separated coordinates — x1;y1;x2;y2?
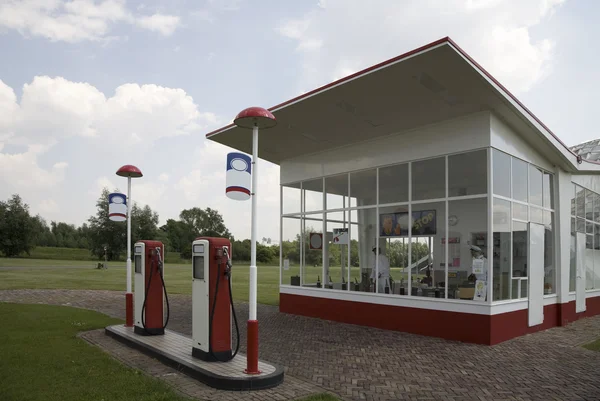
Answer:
127;176;132;293
249;125;259;321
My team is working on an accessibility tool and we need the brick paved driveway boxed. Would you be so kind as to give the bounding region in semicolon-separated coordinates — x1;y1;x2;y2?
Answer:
2;289;600;401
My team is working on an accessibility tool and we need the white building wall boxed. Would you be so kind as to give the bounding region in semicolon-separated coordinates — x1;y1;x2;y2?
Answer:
556;168;573;304
281;111;491;184
490;113;554;171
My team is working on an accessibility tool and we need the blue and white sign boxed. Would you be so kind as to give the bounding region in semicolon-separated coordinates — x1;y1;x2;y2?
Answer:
108;192;127;222
226;152;251;201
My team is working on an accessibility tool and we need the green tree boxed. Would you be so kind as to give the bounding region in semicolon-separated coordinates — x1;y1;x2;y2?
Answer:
177;207;231;258
0;194;38;257
131;204;159;242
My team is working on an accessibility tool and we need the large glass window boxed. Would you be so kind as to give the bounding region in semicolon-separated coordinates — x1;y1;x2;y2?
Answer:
325;174;348;210
493;198;511;301
350;169;376;207
576;186;585;219
528;165;543;206
586;189;594;221
513;203;528;221
512;221;528;278
586;234;594;290
570;217;576;292
303;179;323;213
570;183;576;217
492;149;511;198
302;214;323;288
448;150;487;197
281;217;301;286
376;205;409;295
282;150;563;305
543;211;555;294
325;211;348;289
512;221;528;299
512;158;528;203
350;208;378;292
282;183;301;214
412;157;445;201
378;163;408;204
408;202;445;298
596;225;600;290
448;198;487;301
542;172;554;209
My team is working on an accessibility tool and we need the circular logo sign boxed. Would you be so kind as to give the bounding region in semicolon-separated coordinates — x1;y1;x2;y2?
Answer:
112;195;125;204
231;158;248;171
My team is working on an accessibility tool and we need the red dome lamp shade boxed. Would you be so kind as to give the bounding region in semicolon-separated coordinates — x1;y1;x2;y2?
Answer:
234;107;277;129
116;165;143;178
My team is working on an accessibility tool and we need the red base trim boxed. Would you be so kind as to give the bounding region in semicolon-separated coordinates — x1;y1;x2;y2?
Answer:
280;293;600;345
125;293;134;327
559;296;600;326
245;320;261;374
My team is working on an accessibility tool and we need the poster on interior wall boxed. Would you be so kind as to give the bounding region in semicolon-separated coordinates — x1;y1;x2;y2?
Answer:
379;209;436;237
332;228;348;245
473;280;487;301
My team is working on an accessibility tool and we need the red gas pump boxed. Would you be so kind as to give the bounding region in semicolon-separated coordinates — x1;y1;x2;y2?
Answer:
191;237;240;362
134;240;170;336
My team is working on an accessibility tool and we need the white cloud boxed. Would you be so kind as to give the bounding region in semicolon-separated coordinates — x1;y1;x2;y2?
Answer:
275;0;567;95
136;13;180;36
1;76;218;152
158;173;169;182
0;0;181;43
0;147;68;190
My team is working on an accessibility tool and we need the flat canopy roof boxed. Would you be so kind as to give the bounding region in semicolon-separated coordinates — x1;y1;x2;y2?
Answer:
207;37;598;173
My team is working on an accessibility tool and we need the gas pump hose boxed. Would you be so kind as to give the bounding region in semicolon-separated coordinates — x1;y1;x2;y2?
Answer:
208;260;240;362
141;252;170;334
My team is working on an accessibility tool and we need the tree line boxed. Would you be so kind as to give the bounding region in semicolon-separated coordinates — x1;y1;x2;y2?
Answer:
0;190;279;263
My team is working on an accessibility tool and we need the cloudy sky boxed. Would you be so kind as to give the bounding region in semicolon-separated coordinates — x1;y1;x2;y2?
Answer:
0;0;597;241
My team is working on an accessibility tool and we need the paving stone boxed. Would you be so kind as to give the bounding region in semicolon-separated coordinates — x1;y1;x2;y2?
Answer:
2;289;600;401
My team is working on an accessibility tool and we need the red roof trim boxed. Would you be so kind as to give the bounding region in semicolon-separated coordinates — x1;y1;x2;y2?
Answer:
206;36;596;167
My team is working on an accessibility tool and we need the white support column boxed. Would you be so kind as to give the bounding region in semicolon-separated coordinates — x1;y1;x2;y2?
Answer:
556;168;572;311
322;177;327;288
249;126;258;321
487;147;493;303
126;176;132;294
445;156;449;299
279;186;283;287
407;162;412;295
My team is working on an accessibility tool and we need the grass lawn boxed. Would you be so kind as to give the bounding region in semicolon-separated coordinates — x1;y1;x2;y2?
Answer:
0;303;190;401
583;338;600;352
0;260;282;306
0;303;338;401
1;256;422;306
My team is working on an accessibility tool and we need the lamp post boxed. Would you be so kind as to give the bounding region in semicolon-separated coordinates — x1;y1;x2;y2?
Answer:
116;164;143;327
233;107;276;374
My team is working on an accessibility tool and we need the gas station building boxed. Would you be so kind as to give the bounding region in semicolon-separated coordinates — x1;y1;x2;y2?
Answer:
207;37;600;345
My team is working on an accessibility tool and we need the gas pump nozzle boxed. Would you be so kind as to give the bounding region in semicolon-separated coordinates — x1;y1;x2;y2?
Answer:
223;247;232;278
154;247;163;272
